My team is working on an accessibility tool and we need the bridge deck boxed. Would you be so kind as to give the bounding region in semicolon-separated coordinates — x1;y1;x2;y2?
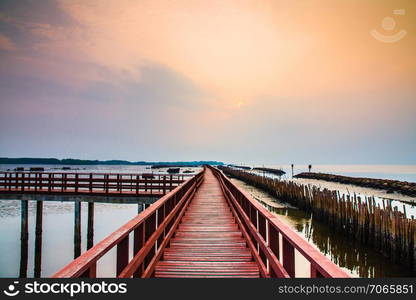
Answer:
155;168;260;278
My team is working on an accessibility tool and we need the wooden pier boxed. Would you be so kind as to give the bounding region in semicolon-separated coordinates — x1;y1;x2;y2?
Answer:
52;166;349;278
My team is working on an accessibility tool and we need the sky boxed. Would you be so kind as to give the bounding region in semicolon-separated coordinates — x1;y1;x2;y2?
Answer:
0;0;415;164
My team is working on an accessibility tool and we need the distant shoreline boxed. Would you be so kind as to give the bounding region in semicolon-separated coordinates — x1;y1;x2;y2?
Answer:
0;157;223;166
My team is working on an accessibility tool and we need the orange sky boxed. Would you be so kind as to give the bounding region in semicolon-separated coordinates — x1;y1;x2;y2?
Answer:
52;0;416;104
0;0;415;163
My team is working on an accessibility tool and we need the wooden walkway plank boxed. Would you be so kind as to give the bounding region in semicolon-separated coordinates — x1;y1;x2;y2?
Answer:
155;168;260;278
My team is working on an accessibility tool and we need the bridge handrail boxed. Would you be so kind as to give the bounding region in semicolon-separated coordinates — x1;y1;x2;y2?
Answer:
0;171;195;176
0;171;189;195
214;170;289;278
210;166;350;278
52;169;204;278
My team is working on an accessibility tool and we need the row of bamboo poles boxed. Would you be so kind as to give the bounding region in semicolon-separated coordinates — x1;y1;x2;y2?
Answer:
219;166;416;272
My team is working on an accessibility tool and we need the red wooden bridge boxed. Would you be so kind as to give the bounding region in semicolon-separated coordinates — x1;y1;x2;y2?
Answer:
0;171;188;197
51;166;349;278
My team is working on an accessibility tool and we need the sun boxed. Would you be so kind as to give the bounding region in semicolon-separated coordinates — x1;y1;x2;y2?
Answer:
236;101;245;109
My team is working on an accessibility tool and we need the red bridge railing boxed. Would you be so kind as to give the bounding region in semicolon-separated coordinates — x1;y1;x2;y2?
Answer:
0;172;189;196
53;170;204;278
209;166;350;278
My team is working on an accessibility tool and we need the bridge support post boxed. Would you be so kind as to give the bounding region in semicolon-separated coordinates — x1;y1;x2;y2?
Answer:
19;200;29;278
74;201;81;258
34;201;43;277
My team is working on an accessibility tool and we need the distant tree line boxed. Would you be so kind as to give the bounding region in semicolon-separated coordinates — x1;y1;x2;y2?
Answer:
0;157;224;166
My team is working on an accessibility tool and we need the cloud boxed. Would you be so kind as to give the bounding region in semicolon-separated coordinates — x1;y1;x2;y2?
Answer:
0;33;16;51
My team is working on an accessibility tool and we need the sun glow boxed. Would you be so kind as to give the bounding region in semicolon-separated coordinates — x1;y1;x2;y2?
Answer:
237;101;245;109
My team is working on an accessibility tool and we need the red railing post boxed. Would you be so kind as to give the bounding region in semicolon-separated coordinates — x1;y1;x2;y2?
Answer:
48;173;52;192
311;265;324;278
117;236;129;276
268;224;280;276
133;223;145;277
144;213;156;269
136;175;139;195
81;263;97;278
89;173;93;192
75;174;79;193
21;173;25;192
282;238;295;277
105;174;109;194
